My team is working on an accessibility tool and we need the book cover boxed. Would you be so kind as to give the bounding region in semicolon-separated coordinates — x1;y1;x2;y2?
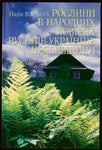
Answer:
2;2;100;149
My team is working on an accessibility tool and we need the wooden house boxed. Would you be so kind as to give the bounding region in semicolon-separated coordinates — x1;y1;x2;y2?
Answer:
43;53;94;80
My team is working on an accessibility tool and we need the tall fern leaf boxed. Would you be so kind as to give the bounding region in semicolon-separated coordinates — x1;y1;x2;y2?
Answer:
60;92;73;115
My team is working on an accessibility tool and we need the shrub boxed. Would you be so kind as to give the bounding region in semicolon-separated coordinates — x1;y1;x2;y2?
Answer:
57;63;70;79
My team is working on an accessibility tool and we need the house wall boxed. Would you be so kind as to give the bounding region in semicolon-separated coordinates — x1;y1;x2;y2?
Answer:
44;68;94;80
44;69;57;77
70;69;93;80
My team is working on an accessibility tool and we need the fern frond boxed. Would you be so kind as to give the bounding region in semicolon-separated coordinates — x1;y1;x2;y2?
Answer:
2;57;36;143
72;104;86;116
60;92;73;115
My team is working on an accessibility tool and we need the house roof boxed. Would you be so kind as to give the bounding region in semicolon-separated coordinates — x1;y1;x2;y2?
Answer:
44;53;95;73
46;53;86;68
44;53;95;79
70;66;87;69
44;66;60;69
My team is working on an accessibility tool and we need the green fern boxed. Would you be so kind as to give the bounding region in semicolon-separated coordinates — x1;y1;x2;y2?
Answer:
2;57;99;148
59;92;73;116
46;92;99;148
31;83;63;130
2;58;63;148
2;57;35;147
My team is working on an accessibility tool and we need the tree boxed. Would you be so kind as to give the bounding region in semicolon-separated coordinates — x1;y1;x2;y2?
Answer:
23;57;44;77
57;63;71;79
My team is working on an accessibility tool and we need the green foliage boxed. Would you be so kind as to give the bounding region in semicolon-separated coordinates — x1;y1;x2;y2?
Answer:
45;92;99;148
2;58;99;148
2;57;35;147
2;71;10;87
60;92;73;116
29;76;100;108
2;57;63;148
57;63;70;79
3;71;100;107
29;83;63;132
10;135;47;148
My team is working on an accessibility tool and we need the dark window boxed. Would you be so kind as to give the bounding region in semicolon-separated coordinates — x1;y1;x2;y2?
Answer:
73;71;80;79
50;70;56;78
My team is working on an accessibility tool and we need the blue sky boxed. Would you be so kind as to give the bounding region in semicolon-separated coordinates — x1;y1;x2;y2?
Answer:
2;2;100;81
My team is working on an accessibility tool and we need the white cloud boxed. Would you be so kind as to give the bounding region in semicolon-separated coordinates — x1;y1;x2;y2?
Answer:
2;42;56;64
74;55;100;81
2;43;31;61
95;24;100;38
2;41;100;82
74;55;100;67
20;21;51;37
3;3;100;81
